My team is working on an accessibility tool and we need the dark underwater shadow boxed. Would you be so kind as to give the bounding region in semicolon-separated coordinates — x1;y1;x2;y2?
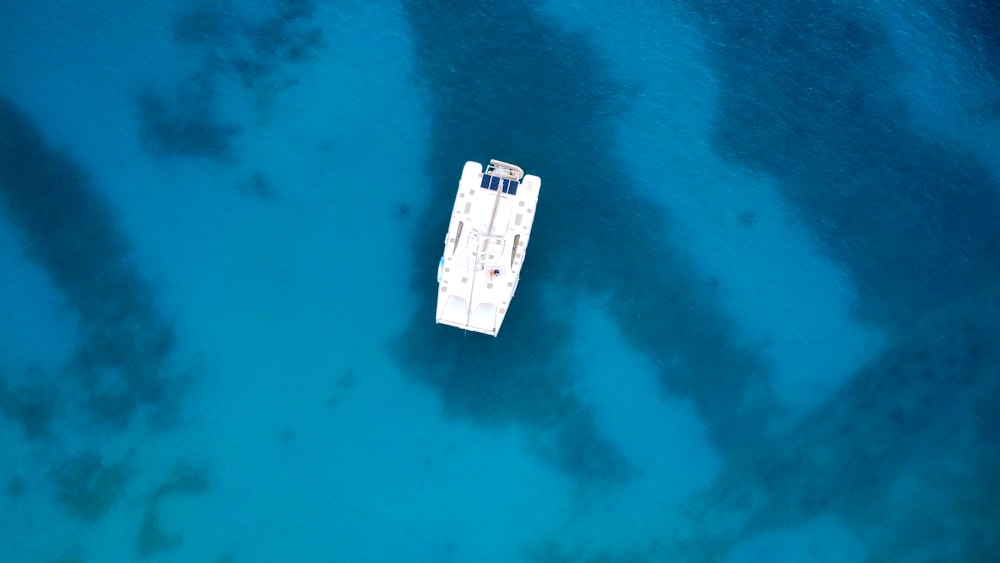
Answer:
391;0;780;487
0;97;188;430
0;99;200;543
137;0;325;168
945;0;1000;85
681;0;1000;329
665;0;1000;558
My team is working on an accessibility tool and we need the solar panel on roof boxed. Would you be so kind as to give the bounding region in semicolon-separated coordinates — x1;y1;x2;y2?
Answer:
478;173;520;193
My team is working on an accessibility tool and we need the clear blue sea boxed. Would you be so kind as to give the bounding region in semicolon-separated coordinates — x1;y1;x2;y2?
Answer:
1;1;998;561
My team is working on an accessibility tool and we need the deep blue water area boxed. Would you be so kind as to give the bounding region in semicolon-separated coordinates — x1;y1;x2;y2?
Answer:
1;1;998;561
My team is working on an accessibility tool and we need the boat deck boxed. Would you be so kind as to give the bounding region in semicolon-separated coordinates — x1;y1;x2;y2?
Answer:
436;160;540;336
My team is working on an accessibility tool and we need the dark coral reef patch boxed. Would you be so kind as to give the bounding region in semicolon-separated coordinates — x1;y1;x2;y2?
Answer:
52;452;133;522
0;97;188;430
394;0;775;484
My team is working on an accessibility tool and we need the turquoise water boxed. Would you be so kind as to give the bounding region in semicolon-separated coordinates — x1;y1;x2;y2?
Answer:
1;1;998;561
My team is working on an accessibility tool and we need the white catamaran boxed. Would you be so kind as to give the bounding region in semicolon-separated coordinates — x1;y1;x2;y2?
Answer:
436;160;541;336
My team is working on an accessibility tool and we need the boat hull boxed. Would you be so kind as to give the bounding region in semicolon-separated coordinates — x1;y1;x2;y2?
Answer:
435;160;541;336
